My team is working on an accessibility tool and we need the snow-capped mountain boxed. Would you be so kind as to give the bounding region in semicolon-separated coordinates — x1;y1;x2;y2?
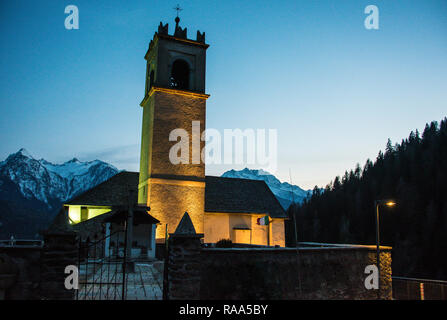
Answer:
0;148;120;238
0;148;119;209
222;168;312;209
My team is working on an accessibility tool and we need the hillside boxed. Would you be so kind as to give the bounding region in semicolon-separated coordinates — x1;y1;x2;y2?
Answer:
289;118;447;280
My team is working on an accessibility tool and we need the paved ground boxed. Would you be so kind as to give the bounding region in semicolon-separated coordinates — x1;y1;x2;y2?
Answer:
77;261;163;300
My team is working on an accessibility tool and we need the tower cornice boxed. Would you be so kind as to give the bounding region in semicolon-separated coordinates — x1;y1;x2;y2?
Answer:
140;86;210;106
157;33;209;49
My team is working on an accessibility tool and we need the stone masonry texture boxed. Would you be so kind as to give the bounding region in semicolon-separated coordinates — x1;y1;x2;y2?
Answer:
198;247;392;299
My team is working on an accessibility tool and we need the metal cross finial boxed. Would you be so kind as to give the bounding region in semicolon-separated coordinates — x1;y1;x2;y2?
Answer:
173;4;182;17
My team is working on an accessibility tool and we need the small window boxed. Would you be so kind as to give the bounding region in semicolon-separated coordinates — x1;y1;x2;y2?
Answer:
170;59;189;90
81;207;88;222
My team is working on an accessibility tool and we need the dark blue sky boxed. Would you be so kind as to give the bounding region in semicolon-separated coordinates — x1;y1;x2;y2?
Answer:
1;0;446;188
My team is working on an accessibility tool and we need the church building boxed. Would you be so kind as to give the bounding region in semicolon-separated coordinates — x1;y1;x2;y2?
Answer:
64;17;287;249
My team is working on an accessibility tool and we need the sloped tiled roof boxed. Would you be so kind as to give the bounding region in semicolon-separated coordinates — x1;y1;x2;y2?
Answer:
65;171;287;219
204;176;287;218
66;171;138;206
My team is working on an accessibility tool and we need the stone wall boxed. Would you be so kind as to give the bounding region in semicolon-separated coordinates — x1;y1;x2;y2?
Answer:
0;246;41;299
0;231;78;300
200;246;392;299
40;231;78;300
167;235;202;300
166;229;392;300
165;212;203;300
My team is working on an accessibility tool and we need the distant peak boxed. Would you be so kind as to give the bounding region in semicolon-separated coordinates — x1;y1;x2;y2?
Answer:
16;148;33;158
241;167;271;176
67;157;80;163
221;168;312;209
240;167;256;174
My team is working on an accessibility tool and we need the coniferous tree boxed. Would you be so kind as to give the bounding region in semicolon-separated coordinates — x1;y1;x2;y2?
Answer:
288;118;447;280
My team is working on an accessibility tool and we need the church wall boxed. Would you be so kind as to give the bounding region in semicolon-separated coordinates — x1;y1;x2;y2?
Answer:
203;213;230;243
148;181;205;239
271;219;286;247
203;213;283;246
250;215;269;246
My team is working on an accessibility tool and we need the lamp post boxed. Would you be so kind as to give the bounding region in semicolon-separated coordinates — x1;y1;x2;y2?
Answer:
374;199;396;299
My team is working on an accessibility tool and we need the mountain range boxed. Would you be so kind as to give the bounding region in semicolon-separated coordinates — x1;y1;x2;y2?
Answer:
222;168;312;209
0;149;311;238
0;149;119;238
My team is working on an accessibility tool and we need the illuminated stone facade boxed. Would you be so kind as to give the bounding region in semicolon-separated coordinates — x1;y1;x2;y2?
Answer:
137;20;287;245
138;20;208;240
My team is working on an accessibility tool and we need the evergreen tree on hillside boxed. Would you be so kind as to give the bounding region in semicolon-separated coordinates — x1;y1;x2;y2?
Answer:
287;118;447;280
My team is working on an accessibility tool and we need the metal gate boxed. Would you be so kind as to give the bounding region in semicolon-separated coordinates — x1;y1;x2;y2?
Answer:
76;229;129;300
393;276;447;300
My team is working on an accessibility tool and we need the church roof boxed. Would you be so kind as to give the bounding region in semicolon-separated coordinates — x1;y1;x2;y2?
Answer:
65;171;287;219
103;206;159;225
66;171;138;206
204;176;287;218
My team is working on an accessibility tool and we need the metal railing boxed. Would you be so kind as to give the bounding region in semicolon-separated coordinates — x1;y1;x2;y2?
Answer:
0;239;43;247
392;276;447;300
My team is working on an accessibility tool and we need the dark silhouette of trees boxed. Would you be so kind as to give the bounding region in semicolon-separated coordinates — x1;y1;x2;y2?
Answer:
287;118;447;280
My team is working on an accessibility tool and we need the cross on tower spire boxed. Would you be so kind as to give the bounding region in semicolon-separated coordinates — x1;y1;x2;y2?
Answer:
173;4;182;18
173;4;184;35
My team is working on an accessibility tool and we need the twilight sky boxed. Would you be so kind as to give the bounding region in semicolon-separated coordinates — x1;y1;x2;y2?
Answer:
0;0;446;189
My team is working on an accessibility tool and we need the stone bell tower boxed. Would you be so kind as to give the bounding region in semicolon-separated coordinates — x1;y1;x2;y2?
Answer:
138;17;209;241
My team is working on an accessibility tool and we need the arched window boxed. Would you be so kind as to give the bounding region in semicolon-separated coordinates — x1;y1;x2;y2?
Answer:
170;59;189;90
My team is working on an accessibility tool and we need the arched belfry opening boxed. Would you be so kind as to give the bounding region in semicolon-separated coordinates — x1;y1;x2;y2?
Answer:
170;59;190;90
149;70;155;90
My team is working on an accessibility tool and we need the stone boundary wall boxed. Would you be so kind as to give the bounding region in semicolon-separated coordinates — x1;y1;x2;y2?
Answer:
40;231;78;300
0;246;41;300
199;246;392;299
0;231;77;300
167;234;202;300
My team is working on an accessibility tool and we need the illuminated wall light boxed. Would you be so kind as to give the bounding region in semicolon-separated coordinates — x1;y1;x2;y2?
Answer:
68;206;81;223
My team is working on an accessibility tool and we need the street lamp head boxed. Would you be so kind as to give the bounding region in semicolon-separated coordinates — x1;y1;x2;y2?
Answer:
376;199;397;207
386;201;396;207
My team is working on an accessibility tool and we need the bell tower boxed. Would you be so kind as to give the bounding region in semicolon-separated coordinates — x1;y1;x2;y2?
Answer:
138;17;209;241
